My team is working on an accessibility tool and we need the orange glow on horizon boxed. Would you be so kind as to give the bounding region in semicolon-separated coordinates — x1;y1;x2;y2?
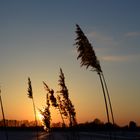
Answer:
36;110;43;122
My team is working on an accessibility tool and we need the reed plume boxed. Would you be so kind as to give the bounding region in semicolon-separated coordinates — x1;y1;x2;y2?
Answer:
57;68;77;127
75;24;115;124
39;93;51;131
27;77;38;140
43;81;66;127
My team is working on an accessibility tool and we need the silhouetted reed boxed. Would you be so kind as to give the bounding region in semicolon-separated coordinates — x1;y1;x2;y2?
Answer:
75;24;115;125
0;87;8;140
27;77;38;140
39;93;51;132
57;68;77;127
43;81;66;127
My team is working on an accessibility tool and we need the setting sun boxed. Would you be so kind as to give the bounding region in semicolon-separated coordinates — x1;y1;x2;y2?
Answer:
37;111;43;122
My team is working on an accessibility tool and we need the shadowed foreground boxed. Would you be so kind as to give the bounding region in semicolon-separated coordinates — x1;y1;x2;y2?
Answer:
0;130;140;140
0;130;48;140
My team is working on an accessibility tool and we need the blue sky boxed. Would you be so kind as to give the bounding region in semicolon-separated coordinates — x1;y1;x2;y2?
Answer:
0;0;140;126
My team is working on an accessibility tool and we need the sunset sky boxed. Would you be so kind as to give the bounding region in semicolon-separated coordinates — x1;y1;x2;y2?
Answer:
0;0;140;126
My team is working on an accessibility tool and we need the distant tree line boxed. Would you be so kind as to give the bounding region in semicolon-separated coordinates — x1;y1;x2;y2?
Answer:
0;119;42;127
51;119;140;132
75;120;139;132
0;118;139;132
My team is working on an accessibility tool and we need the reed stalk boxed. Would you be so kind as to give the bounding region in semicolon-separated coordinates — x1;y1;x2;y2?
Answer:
101;73;115;125
27;78;38;140
0;88;8;140
98;73;110;123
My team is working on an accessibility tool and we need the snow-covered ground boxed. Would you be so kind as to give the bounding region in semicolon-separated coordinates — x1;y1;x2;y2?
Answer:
0;130;140;140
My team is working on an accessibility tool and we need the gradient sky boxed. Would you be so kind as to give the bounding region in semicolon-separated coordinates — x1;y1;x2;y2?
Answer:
0;0;140;126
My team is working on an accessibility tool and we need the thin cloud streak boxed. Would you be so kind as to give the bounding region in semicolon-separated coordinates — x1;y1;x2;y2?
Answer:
87;32;114;42
102;54;140;62
87;31;118;48
87;31;113;42
125;32;140;37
